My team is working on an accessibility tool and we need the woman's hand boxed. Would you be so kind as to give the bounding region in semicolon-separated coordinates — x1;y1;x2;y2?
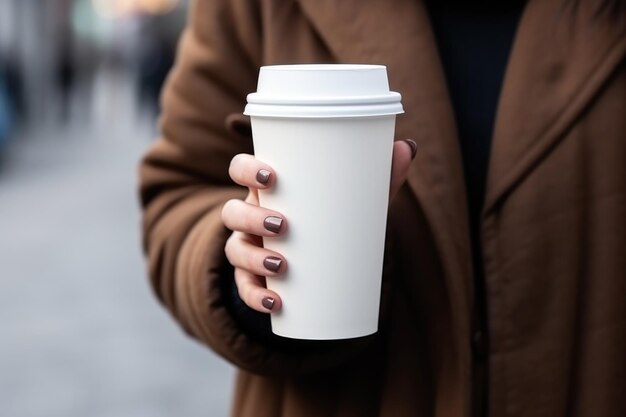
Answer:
221;139;416;313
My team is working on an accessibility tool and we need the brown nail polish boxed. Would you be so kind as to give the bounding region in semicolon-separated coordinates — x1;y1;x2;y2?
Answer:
264;216;283;233
405;139;417;159
263;256;282;272
256;169;271;184
262;297;275;310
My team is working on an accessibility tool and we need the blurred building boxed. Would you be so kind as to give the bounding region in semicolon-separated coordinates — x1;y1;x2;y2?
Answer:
0;2;235;417
0;0;188;146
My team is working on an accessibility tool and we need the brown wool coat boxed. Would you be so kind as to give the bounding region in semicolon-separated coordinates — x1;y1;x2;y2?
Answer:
139;0;626;416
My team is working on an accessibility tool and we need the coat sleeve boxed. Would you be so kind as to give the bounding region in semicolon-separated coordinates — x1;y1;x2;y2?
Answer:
139;0;381;376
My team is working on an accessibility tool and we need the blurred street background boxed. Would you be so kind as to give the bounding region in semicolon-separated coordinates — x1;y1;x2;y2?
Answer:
0;1;235;416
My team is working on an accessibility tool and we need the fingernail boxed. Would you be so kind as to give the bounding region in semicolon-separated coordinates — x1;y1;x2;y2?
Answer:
263;256;283;272
262;297;275;310
404;139;417;159
264;216;283;233
256;169;271;185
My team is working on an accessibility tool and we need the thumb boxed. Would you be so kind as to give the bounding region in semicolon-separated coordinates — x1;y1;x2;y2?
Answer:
389;139;417;200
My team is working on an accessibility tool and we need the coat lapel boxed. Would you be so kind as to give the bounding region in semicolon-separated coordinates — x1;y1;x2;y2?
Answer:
485;0;626;215
297;0;473;409
296;0;473;296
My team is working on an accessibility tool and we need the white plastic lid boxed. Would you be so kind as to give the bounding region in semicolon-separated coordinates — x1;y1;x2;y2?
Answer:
244;64;404;118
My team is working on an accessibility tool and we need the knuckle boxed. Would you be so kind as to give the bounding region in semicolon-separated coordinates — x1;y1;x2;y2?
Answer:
220;204;229;224
234;270;244;291
221;200;238;226
222;198;235;213
230;153;246;167
224;236;235;260
229;153;251;179
228;155;242;179
228;155;240;178
240;284;252;305
236;283;246;302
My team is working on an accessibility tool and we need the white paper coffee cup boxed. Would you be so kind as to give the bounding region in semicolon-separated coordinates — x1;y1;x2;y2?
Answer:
244;64;403;340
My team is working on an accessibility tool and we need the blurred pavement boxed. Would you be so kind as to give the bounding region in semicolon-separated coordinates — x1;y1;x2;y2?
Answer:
0;70;235;417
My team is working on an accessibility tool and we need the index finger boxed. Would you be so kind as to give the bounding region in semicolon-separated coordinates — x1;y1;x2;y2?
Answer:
229;154;276;189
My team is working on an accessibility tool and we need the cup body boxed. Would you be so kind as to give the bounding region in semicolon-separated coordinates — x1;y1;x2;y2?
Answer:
244;64;403;340
251;116;396;339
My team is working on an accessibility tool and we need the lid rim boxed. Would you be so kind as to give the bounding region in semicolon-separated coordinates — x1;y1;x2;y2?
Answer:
244;102;404;118
247;92;402;106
